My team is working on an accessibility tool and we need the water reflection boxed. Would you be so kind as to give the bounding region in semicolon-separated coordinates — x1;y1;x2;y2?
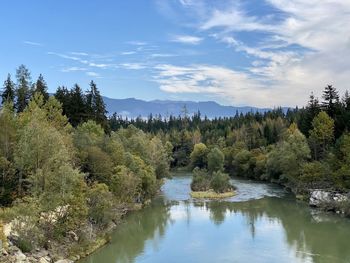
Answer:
81;176;350;263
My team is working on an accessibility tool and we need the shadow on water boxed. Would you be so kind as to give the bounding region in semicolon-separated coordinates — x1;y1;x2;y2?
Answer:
81;175;350;263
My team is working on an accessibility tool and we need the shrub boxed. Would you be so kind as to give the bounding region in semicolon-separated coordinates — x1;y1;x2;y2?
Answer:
190;167;210;191
210;171;233;193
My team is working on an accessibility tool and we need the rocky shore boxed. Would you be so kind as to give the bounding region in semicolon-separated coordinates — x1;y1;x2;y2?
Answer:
308;190;350;215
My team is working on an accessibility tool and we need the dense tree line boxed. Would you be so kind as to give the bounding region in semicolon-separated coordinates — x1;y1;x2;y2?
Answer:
109;85;350;194
0;66;171;256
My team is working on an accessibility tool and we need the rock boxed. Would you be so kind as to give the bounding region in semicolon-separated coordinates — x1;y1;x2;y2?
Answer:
54;260;74;263
33;250;49;259
67;231;78;242
39;257;50;263
309;190;331;206
2;248;8;256
14;250;26;262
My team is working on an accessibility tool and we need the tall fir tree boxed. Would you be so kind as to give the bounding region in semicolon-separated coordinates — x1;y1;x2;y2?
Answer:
15;64;32;112
33;74;49;101
1;74;15;104
322;85;339;117
86;80;109;131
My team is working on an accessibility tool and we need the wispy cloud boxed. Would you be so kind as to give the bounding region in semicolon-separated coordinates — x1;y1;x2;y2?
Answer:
127;41;147;46
48;51;114;69
23;41;43;46
153;64;272;106
121;51;136;55
171;35;203;45
86;71;100;77
150;53;177;58
70;52;89;56
120;63;146;70
154;0;350;106
61;67;87;72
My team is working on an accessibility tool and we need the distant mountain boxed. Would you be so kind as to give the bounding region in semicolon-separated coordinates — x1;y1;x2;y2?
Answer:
103;97;278;119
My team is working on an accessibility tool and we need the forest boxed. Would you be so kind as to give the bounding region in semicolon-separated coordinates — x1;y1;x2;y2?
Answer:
1;65;350;259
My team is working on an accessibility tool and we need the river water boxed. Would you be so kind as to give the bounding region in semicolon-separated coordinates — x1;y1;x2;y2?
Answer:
80;173;350;263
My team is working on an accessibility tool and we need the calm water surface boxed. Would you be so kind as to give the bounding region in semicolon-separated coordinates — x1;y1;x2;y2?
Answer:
80;173;350;263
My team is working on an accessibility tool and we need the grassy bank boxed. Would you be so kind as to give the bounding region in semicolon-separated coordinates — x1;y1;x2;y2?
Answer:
190;190;235;199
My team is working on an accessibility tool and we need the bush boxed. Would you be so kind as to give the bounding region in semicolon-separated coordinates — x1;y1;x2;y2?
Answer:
190;167;210;191
210;171;233;193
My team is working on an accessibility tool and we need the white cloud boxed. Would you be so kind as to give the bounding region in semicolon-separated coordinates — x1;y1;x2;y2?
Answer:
120;63;146;70
156;0;350;106
121;51;136;55
150;53;177;58
48;51;114;69
127;41;147;46
70;52;89;56
171;35;203;45
23;41;43;46
86;71;100;77
61;67;87;72
153;64;286;107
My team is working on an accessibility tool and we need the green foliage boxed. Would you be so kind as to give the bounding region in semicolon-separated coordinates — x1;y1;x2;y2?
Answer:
110;165;141;203
309;111;334;160
190;143;208;169
190;168;211;192
87;183;114;228
210;171;232;193
267;124;310;185
1;74;15;104
207;147;224;173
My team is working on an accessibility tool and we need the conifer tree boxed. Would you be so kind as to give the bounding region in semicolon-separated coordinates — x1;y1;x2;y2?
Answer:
1;74;15;104
33;74;49;101
15;65;32;112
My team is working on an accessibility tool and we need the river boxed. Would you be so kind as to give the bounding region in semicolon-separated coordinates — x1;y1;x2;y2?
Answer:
80;173;350;263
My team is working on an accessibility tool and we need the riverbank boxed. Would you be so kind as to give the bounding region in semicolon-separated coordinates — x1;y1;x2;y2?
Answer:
0;203;144;263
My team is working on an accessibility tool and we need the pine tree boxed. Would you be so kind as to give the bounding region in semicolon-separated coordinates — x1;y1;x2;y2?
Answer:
15;64;32;112
1;74;15;104
86;81;108;131
322;85;339;117
69;84;88;127
33;74;49;101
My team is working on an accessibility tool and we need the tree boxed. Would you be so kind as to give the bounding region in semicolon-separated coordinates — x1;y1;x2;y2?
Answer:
110;165;141;203
0;102;17;204
190;143;208;169
33;74;49;101
322;85;339;117
299;92;320;136
15;65;32;112
69;84;88;126
210;171;232;193
267;123;310;186
149;136;170;179
86;80;109;131
87;183;114;228
309;111;334;160
1;74;15;104
207;147;225;173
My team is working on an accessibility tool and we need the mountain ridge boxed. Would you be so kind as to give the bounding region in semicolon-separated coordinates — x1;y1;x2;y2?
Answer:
102;96;284;118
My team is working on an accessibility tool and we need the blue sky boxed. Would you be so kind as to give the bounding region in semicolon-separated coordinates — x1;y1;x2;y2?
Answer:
1;0;349;107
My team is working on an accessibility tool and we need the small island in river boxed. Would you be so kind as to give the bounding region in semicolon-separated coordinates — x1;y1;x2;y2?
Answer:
190;145;236;199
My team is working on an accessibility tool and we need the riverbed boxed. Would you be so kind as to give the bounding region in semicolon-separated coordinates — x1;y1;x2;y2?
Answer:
80;173;350;263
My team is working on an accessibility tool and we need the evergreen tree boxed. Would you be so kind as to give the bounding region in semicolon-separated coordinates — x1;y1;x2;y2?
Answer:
322;85;339;117
15;64;32;112
33;74;49;101
299;92;320;136
69;84;88;127
1;74;15;104
86;81;109;131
